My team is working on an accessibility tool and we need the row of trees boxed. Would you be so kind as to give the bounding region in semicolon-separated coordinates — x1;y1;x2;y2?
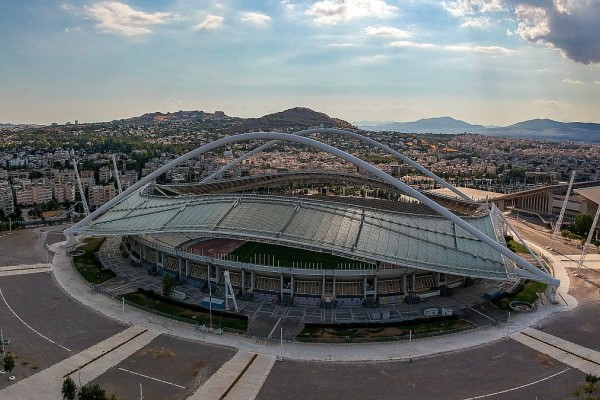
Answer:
61;377;117;400
568;374;600;399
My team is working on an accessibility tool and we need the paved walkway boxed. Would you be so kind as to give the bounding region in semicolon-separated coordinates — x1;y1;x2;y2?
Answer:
189;351;275;400
47;238;580;363
514;328;600;375
0;326;160;399
0;263;52;277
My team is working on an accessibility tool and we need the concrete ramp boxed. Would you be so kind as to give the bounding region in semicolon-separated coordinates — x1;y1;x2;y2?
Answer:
188;351;275;400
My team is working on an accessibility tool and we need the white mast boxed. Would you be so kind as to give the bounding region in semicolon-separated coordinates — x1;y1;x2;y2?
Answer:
72;156;90;216
223;270;239;312
549;170;575;250
574;204;600;276
112;154;123;194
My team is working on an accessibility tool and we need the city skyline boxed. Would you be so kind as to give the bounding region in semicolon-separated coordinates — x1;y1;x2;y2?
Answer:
1;0;599;126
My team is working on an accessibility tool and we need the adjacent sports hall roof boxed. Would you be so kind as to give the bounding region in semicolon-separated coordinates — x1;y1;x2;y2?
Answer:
74;189;513;280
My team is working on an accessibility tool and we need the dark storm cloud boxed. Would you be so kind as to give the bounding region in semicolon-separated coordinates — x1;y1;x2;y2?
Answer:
507;0;600;64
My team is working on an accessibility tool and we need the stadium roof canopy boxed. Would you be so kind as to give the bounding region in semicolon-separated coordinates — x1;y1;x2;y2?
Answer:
64;130;560;290
74;189;514;280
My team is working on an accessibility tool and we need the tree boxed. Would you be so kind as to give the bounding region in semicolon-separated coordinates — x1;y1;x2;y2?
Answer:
28;170;44;180
162;273;177;297
570;214;593;237
78;384;107;400
3;354;15;374
586;374;600;384
61;376;77;400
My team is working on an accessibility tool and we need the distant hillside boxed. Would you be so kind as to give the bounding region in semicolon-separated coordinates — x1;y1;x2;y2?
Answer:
119;107;355;133
118;110;208;124
504;118;600;132
360;117;484;133
229;107;356;132
358;117;600;142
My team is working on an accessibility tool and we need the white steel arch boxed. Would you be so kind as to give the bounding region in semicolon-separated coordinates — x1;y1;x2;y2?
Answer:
202;128;474;203
64;132;559;289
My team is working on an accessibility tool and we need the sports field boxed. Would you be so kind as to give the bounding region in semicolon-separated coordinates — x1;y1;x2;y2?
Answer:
229;241;364;269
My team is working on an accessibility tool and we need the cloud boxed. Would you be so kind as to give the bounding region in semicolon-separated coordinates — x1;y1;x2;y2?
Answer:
364;26;412;39
281;0;296;11
562;78;583;84
442;0;503;18
537;67;552;72
240;12;272;25
306;0;397;24
459;17;490;28
595;80;600;85
355;54;389;64
85;1;175;36
533;99;567;107
508;0;600;64
390;41;436;49
328;43;355;47
444;44;514;55
194;15;224;30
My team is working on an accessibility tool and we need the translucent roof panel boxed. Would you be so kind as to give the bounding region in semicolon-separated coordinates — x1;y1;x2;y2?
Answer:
219;202;295;233
75;191;510;279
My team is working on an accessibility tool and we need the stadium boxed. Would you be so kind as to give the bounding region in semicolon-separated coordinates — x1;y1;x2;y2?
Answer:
64;130;560;309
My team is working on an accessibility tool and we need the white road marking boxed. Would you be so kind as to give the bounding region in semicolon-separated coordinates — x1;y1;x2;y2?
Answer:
467;307;496;322
459;368;570;399
0;287;72;352
118;367;187;389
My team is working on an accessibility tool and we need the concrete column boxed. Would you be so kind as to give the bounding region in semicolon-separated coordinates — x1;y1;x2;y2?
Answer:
411;273;416;292
373;276;378;296
322;274;326;298
363;276;367;299
241;270;246;291
184;259;189;277
290;275;295;297
178;257;183;277
332;275;336;299
435;273;441;287
207;264;211;283
215;265;221;283
250;271;255;291
280;275;284;295
402;274;407;294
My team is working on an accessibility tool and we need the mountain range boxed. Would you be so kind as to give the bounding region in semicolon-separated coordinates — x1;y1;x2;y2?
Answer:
357;117;600;142
3;109;599;143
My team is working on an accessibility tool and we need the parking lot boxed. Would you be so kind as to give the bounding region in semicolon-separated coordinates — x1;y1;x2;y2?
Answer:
89;334;236;400
0;271;126;388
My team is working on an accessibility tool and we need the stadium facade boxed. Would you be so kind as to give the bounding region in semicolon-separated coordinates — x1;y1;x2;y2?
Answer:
65;130;560;306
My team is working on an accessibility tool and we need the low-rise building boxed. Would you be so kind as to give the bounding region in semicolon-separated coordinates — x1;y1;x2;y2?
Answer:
89;184;116;208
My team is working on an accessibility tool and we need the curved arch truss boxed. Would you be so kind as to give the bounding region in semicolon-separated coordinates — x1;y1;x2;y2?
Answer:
65;132;560;287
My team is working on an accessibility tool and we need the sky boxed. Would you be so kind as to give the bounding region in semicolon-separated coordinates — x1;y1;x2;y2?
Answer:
1;0;599;126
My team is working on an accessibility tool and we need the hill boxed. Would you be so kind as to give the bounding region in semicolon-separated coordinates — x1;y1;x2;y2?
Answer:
229;107;355;132
118;107;355;133
358;117;600;142
360;117;484;133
